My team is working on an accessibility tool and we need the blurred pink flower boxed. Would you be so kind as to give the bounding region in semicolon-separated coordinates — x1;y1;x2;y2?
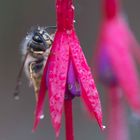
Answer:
106;87;129;140
33;0;103;139
94;0;140;139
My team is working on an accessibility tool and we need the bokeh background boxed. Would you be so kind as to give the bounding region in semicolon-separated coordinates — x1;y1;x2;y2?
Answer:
0;0;140;139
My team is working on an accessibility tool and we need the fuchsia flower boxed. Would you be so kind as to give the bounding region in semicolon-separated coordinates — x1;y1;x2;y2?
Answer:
33;0;104;139
94;0;140;139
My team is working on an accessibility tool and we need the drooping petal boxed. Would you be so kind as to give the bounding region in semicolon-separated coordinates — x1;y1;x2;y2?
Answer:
106;87;129;140
102;17;140;114
48;31;69;137
69;30;103;129
33;59;48;131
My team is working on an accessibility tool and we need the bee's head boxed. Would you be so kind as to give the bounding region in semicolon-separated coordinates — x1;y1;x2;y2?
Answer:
27;26;56;56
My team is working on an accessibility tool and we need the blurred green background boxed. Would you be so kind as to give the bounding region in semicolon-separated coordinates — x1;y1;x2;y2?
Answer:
0;0;140;139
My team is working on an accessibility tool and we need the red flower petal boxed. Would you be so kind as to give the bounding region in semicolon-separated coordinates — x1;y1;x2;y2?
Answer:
48;32;70;137
69;31;103;129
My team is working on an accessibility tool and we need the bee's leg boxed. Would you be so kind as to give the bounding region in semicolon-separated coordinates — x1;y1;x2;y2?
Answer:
29;62;40;101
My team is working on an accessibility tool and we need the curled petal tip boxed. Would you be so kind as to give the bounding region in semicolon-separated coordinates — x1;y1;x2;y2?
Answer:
40;114;45;119
54;123;61;140
33;119;39;132
32;128;35;133
56;132;59;139
101;125;106;131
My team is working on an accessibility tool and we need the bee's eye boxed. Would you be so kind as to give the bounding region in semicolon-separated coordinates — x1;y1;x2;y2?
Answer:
32;35;43;43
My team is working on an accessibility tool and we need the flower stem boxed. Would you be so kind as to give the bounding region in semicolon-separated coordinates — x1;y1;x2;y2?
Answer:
102;0;120;19
64;100;74;140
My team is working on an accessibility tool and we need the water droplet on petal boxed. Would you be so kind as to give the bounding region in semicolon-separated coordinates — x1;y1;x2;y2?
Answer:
102;125;106;130
71;5;75;10
73;20;76;23
66;30;72;35
40;114;45;119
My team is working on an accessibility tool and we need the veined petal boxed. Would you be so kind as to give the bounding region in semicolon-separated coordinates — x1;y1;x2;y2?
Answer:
48;31;69;137
69;31;103;129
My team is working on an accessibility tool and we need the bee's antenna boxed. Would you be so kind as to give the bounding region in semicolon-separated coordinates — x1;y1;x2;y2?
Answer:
45;26;57;41
13;52;28;100
45;26;57;30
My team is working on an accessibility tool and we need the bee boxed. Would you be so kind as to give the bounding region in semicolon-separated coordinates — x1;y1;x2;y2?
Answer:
14;26;56;101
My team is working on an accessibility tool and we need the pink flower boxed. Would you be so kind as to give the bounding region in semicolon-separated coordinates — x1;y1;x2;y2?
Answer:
94;0;140;139
33;0;103;139
95;0;140;116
